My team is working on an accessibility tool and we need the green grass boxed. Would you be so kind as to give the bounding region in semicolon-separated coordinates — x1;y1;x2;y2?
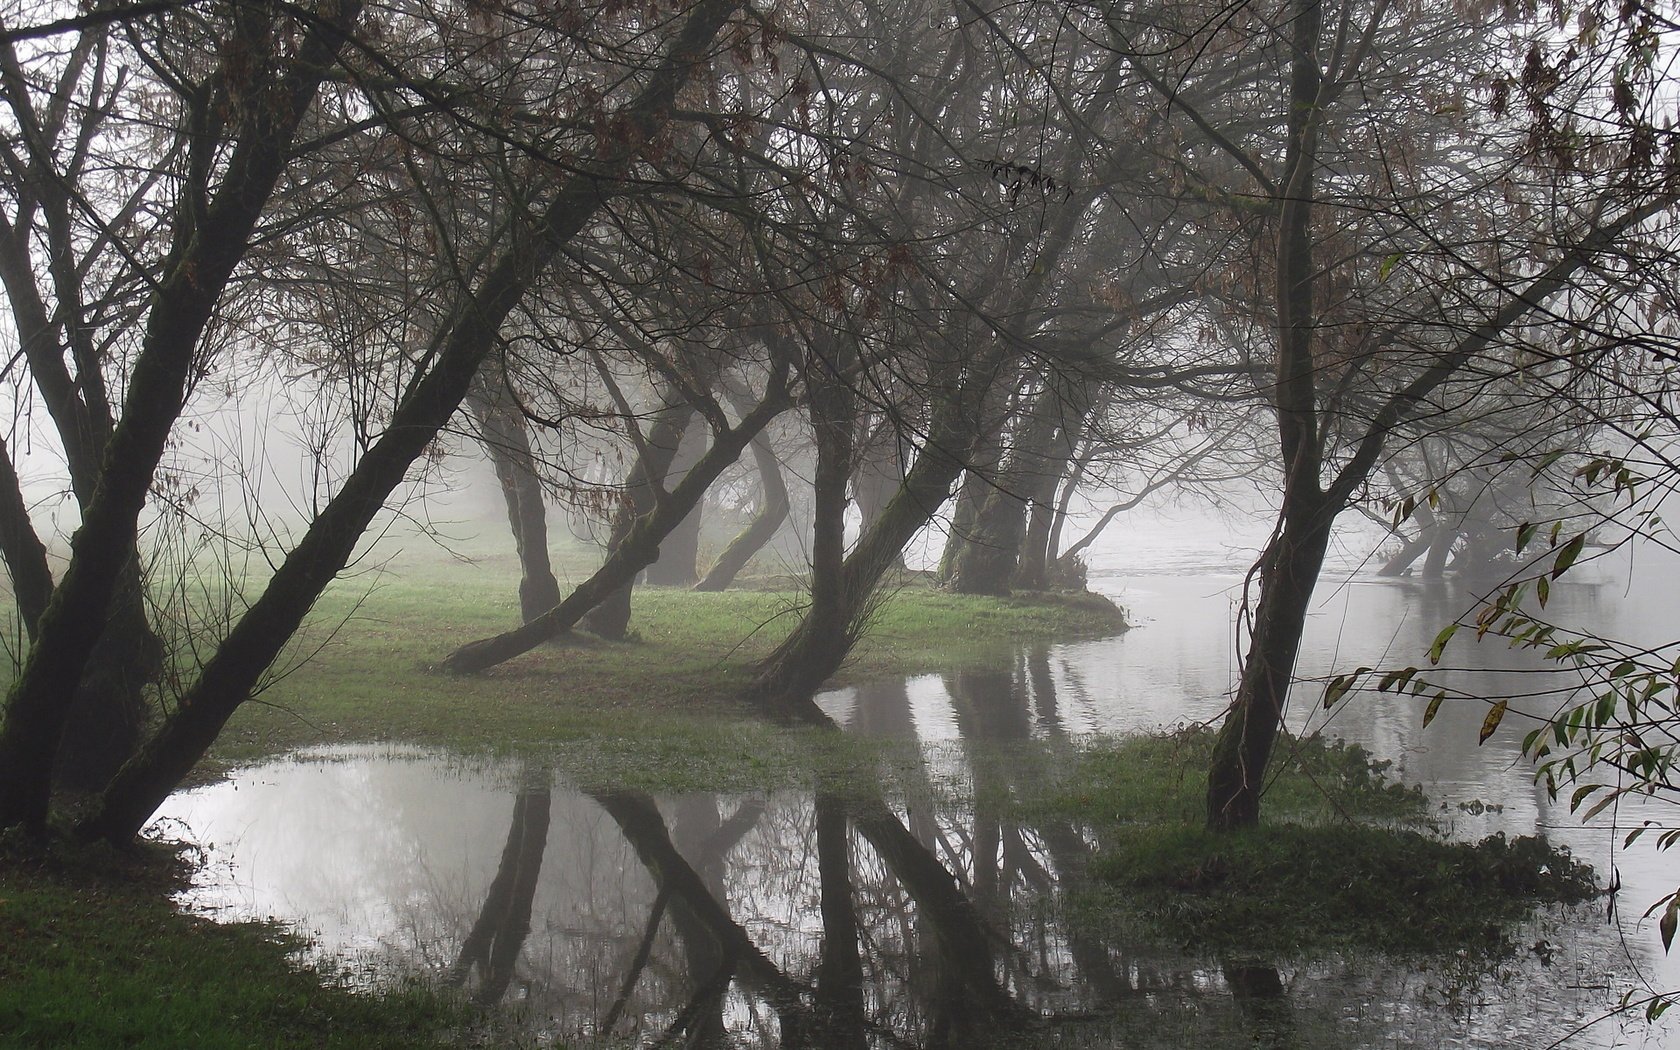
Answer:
1;569;1130;1050
205;564;1126;774
2;564;1595;1048
1031;728;1598;960
1028;728;1428;828
0;842;474;1049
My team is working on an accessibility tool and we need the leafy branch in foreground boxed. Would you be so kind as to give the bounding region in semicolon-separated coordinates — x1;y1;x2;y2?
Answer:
1324;441;1680;1020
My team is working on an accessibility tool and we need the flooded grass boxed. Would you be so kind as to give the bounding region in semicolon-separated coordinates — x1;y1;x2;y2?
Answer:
1033;729;1598;961
1032;728;1428;827
217;570;1125;765
0;841;472;1049
2;570;1639;1049
1081;824;1596;956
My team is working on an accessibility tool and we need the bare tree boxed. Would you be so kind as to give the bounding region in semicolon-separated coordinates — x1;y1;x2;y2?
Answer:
0;0;750;839
1092;0;1680;829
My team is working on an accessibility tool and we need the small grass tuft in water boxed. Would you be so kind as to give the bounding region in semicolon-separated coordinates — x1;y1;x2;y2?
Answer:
1081;824;1597;957
1040;727;1597;960
1030;726;1428;828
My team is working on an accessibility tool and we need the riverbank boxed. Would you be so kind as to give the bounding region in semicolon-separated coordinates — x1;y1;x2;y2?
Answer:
1;577;1129;1049
207;570;1128;774
0;575;1611;1049
0;842;469;1049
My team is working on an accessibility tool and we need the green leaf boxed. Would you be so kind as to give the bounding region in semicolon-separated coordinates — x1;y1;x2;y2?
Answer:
1582;792;1620;823
1429;624;1458;665
1570;784;1604;811
1515;522;1536;553
1321;667;1371;708
1378;666;1419;693
1661;895;1679;952
1537;576;1550;608
1596;691;1617;725
1323;675;1351;708
1552;533;1586;578
1378;252;1401;280
1479;700;1508;744
1534;450;1567;476
1422;690;1446;728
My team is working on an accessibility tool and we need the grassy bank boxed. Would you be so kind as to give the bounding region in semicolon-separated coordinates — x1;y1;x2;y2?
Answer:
3;572;1129;1049
0;844;468;1049
210;566;1127;772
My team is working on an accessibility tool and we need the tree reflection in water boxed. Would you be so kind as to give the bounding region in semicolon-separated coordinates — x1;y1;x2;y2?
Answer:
418;660;1296;1048
446;765;551;1006
159;649;1654;1048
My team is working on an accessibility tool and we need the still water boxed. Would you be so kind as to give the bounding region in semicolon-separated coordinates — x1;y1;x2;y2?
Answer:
155;535;1680;1048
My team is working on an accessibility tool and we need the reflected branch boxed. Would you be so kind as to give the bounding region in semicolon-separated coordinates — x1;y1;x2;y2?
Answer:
600;882;673;1035
591;789;810;1034
448;772;553;1006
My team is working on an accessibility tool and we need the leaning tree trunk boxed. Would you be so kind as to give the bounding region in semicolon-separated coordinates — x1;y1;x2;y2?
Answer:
0;436;156;793
438;390;787;673
0;191;166;797
641;420;707;587
744;345;856;704
71;0;743;843
0;0;366;834
1377;529;1434;576
582;399;695;639
693;432;788;591
1204;510;1333;830
1044;440;1095;570
746;395;978;713
1204;0;1326;834
0;437;53;634
1421;521;1456;577
467;370;563;624
57;566;164;793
